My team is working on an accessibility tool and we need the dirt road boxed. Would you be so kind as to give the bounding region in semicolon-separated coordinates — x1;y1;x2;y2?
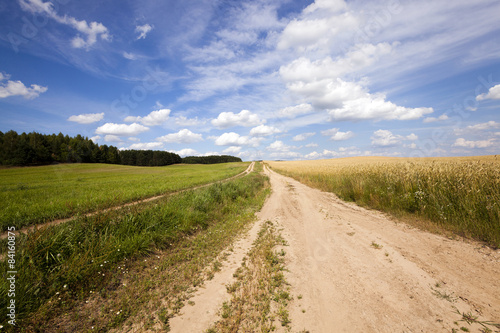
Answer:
169;164;500;332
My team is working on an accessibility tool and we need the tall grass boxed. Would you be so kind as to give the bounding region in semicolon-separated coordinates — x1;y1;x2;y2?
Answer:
0;162;249;230
268;156;500;248
0;170;268;328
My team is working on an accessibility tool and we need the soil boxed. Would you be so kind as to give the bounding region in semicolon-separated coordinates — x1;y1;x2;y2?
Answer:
167;164;500;332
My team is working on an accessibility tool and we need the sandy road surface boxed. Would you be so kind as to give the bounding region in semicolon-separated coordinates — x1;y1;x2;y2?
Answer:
169;164;499;332
264;165;499;332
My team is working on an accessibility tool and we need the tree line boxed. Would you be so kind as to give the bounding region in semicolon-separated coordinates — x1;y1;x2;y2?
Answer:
182;155;242;164
0;130;180;166
0;130;241;167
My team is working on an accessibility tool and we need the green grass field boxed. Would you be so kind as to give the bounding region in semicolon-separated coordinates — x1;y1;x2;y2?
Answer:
0;163;268;330
0;162;249;230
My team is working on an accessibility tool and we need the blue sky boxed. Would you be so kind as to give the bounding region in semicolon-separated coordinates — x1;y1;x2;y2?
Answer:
0;0;499;161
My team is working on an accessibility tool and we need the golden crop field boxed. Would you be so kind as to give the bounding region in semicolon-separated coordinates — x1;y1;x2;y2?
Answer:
267;156;500;248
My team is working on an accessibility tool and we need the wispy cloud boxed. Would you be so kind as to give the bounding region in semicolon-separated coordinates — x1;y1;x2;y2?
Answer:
18;0;111;49
135;23;153;40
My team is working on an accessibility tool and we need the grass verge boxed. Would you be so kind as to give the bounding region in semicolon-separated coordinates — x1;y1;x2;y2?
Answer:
0;167;269;332
206;220;291;333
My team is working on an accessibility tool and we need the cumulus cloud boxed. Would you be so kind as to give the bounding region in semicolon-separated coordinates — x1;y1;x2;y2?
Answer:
125;109;171;126
18;0;110;49
211;110;262;128
95;123;149;136
476;84;500;101
90;135;101;143
104;135;123;142
293;132;316;141
267;140;297;152
173;148;198;157
223;146;242;154
156;129;203;144
214;132;262;147
135;24;153;40
453;138;495;148
321;128;354;141
371;129;402;147
250;124;281;136
328;95;433;121
277;103;313;118
0;73;48;99
454;121;500;135
174;116;204;127
127;142;164;150
423;114;449;123
67;112;104;124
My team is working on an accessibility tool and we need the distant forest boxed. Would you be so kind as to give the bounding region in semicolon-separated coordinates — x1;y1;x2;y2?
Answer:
0;130;241;166
182;155;242;164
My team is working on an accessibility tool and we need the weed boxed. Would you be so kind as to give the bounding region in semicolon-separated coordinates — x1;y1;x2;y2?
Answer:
371;241;383;249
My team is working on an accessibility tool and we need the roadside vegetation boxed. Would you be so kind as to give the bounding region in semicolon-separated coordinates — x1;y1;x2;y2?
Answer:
0;164;269;331
268;156;500;248
207;220;292;332
0;162;248;230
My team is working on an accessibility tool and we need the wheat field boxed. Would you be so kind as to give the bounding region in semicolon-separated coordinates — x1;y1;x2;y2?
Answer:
267;156;500;248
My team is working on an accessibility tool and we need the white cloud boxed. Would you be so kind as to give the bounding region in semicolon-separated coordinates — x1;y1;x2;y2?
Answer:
305;149;339;159
123;52;138;60
173;148;198;157
104;135;123;142
250;124;281;137
211;110;262;128
214;132;262;147
277;4;357;52
174;116;204;127
18;0;110;49
321;128;354;141
406;133;418;141
267;140;297;152
277;103;314;118
293;132;316;141
476;84;500;101
327;95;433;121
423;114;449;123
125;109;171;126
454;121;500;135
371;129;402;147
135;24;153;40
0;74;48;99
90;135;101;143
156;129;203;144
453;138;495;148
127;142;164;150
67;112;104;124
223;146;242;154
305;143;318;148
95;123;149;136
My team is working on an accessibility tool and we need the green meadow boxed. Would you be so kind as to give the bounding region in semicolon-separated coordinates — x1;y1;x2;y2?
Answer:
0;162;249;230
0;163;268;330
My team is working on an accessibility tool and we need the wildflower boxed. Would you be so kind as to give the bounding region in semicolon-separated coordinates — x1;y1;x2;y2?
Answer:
63;284;67;289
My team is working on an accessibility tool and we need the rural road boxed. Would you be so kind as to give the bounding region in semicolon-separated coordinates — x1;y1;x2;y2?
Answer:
169;164;499;332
